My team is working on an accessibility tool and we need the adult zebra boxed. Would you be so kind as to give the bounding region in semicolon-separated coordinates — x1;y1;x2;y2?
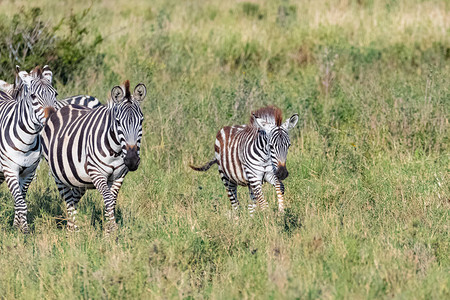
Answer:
190;106;298;214
0;65;58;232
42;80;146;232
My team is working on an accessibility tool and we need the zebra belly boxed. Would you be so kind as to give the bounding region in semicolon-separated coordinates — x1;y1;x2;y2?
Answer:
51;156;93;188
217;163;248;186
215;151;248;186
3;149;42;169
53;156;126;189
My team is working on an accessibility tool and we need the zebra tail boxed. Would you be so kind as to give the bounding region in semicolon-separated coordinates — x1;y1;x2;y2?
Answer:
190;159;217;172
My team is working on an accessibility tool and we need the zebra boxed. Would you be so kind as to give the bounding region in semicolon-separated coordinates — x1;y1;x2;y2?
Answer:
0;65;58;232
190;106;298;214
41;80;146;232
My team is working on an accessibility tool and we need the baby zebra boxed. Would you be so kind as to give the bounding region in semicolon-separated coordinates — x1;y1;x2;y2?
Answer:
190;106;298;214
41;81;146;233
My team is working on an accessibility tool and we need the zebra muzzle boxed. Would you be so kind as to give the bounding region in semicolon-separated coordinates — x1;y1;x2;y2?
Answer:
124;145;140;171
276;164;289;180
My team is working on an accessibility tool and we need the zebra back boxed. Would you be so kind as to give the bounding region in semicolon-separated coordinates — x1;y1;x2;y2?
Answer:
56;95;101;110
0;90;14;102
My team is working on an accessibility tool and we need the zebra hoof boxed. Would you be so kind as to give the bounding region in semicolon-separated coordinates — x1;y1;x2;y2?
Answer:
105;222;118;235
21;225;30;234
17;224;29;234
67;224;79;233
13;219;29;234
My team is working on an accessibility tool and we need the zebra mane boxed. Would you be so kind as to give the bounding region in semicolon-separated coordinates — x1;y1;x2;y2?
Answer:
31;66;43;78
124;80;131;100
250;106;283;127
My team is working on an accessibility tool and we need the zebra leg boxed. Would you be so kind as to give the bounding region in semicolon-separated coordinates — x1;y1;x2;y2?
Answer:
70;187;85;231
0;172;5;185
109;177;125;207
218;169;239;210
56;182;77;231
2;167;29;233
249;182;267;211
72;187;85;208
56;181;85;231
19;166;38;201
91;175;118;234
247;186;257;216
275;180;285;213
219;172;239;210
101;177;125;228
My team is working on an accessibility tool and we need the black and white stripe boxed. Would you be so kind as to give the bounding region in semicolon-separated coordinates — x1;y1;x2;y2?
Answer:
55;95;101;110
41;81;146;232
191;106;298;214
0;66;57;232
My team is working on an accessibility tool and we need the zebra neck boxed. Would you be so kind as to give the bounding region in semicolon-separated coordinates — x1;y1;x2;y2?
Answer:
17;95;42;134
256;131;270;158
106;109;121;152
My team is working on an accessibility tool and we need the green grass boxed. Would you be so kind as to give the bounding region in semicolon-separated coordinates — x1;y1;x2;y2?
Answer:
0;0;449;298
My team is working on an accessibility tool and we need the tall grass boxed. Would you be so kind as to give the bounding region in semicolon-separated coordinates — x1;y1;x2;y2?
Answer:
0;0;448;298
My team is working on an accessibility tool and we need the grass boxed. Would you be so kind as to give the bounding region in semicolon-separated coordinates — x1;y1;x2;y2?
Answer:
0;0;449;298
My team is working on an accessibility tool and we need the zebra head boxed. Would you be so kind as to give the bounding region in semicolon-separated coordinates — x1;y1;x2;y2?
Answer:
28;65;58;124
16;65;58;125
110;81;146;172
254;113;299;180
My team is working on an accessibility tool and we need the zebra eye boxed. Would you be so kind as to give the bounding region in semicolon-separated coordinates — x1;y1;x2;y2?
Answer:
31;94;36;100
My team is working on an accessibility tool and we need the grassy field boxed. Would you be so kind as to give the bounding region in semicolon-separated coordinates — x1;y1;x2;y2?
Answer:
0;0;449;298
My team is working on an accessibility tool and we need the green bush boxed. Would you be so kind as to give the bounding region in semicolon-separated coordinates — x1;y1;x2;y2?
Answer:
0;7;103;85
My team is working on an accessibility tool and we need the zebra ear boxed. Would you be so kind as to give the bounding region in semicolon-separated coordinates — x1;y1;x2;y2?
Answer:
253;114;274;132
133;83;146;102
16;67;31;87
42;65;53;83
282;114;299;130
110;86;125;104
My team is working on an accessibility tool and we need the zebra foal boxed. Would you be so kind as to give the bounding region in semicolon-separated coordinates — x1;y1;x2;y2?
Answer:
191;106;298;214
42;80;146;232
0;65;58;232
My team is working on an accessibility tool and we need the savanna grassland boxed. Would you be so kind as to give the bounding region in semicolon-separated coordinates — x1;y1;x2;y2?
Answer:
0;0;449;298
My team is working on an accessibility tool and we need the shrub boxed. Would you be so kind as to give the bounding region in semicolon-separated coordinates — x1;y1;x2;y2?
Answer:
0;7;103;85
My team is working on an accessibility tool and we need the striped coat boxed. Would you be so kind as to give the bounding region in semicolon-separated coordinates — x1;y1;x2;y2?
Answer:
191;106;298;214
41;81;146;232
55;95;100;110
